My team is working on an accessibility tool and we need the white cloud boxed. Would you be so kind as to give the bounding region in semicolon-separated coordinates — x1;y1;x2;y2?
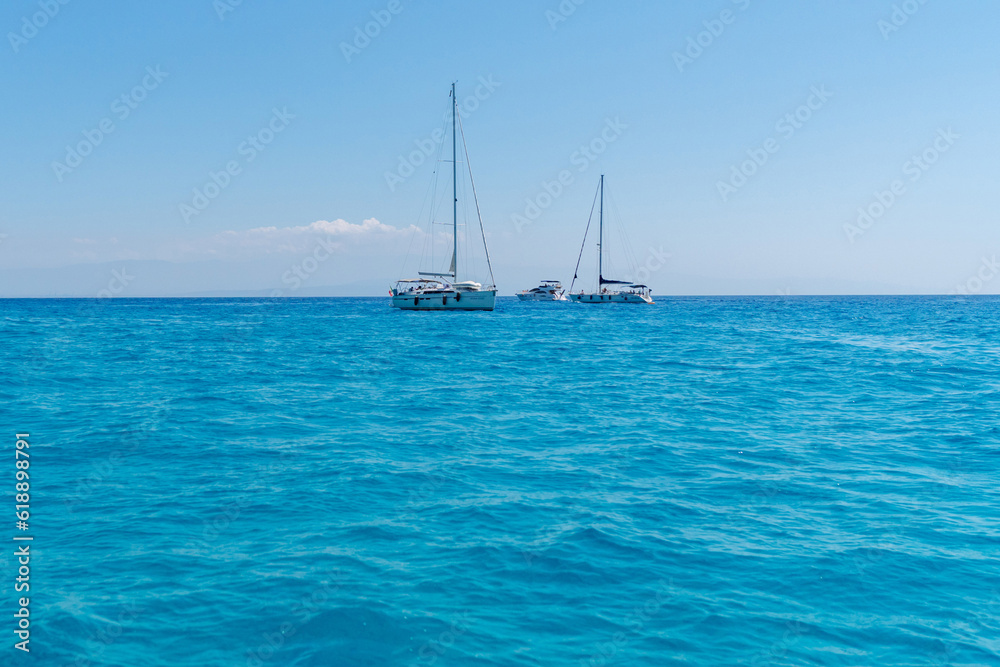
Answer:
5;218;423;270
168;218;419;260
254;218;411;237
44;218;416;264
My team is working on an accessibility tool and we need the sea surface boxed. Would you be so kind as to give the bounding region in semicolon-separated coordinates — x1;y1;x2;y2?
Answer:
2;296;999;666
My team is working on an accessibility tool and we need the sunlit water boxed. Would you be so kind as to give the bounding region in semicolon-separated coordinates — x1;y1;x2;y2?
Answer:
3;296;999;666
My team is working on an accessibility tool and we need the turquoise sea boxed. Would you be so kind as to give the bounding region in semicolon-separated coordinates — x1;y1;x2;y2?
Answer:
3;296;999;666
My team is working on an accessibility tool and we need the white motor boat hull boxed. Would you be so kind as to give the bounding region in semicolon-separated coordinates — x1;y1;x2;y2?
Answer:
516;293;567;302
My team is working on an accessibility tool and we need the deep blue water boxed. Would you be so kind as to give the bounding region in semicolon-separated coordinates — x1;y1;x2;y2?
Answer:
3;296;999;666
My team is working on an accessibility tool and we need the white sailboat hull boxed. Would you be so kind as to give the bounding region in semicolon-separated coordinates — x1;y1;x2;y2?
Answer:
392;289;496;311
570;292;654;304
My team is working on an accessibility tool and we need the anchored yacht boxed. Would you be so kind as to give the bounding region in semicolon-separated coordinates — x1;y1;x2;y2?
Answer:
391;83;497;311
517;280;567;301
568;175;654;305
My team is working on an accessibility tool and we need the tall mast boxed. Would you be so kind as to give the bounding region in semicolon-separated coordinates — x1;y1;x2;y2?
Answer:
598;174;604;286
452;82;458;282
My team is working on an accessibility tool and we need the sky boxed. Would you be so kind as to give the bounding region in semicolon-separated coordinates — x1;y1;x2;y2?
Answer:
1;0;998;297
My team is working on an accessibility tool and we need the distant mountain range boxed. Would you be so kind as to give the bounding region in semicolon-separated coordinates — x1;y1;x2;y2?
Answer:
0;259;960;298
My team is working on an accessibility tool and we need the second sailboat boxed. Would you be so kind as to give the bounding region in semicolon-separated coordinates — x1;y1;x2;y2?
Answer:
568;175;654;304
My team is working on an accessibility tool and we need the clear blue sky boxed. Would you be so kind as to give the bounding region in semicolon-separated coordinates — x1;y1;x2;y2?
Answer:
1;0;998;296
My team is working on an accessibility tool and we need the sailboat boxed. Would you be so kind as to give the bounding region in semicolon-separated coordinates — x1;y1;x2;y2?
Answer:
568;175;654;304
390;83;497;311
